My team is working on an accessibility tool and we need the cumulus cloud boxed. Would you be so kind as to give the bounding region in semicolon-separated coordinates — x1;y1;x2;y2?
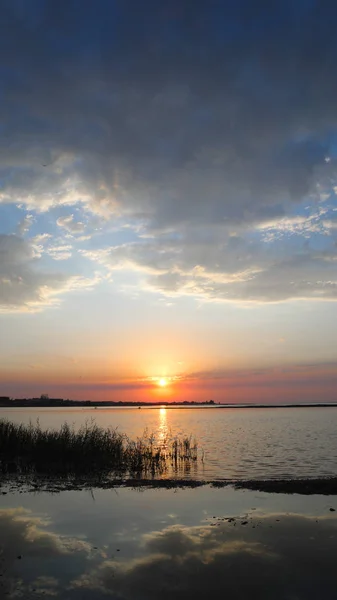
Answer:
17;213;35;235
56;214;85;235
46;243;73;261
31;233;52;245
0;234;99;312
2;2;337;302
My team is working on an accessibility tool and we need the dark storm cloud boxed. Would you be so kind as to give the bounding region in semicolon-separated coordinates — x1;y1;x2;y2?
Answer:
2;0;337;303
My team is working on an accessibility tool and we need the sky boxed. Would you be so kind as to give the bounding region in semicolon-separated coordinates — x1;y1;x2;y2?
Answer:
1;0;337;403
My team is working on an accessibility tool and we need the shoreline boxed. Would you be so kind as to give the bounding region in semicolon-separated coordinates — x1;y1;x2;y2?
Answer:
2;403;337;409
2;475;337;495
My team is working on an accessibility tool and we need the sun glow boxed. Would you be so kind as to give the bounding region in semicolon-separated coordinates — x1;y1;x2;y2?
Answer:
158;377;168;387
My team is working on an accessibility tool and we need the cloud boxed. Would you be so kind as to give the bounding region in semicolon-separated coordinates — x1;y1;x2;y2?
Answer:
183;361;337;387
56;214;86;235
82;237;337;303
0;234;99;312
257;210;332;241
323;219;337;231
0;1;337;224
46;243;73;261
31;233;52;245
17;213;35;235
2;2;337;302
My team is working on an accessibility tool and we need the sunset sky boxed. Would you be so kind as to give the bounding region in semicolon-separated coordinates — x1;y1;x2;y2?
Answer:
1;1;337;403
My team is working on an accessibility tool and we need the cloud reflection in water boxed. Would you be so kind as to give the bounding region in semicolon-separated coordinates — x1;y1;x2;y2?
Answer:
1;506;337;599
75;513;337;599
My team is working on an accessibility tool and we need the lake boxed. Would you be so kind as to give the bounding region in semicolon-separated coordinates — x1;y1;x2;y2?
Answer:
1;405;337;480
2;406;337;599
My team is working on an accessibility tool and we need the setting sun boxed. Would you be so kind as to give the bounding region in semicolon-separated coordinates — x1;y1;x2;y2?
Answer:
158;378;168;387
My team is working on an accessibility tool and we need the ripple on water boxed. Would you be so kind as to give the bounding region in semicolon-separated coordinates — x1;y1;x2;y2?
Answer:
1;406;337;480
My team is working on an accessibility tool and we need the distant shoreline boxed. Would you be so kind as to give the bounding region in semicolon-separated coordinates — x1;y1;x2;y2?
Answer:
1;400;337;409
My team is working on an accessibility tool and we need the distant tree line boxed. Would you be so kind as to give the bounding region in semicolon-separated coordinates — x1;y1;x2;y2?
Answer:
0;396;217;408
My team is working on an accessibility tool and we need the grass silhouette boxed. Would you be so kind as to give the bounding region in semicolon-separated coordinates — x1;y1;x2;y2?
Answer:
0;419;198;478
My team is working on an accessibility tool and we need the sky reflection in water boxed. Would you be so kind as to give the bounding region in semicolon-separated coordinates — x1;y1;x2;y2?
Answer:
3;406;337;480
1;487;337;598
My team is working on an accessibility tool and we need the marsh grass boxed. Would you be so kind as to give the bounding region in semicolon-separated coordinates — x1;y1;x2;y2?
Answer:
0;419;198;479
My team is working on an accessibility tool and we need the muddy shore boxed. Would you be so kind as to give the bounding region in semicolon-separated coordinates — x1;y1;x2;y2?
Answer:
2;475;337;495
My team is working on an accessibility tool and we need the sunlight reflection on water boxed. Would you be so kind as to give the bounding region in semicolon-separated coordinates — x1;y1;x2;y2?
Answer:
1;406;337;480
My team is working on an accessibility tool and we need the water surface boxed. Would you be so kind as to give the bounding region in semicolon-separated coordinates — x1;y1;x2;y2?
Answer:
2;406;337;480
1;485;337;599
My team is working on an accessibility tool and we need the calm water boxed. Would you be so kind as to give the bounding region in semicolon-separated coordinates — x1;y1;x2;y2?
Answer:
2;406;337;598
1;485;337;599
2;406;337;480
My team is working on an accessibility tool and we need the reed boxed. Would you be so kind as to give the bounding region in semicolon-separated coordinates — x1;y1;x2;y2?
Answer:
0;419;198;478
